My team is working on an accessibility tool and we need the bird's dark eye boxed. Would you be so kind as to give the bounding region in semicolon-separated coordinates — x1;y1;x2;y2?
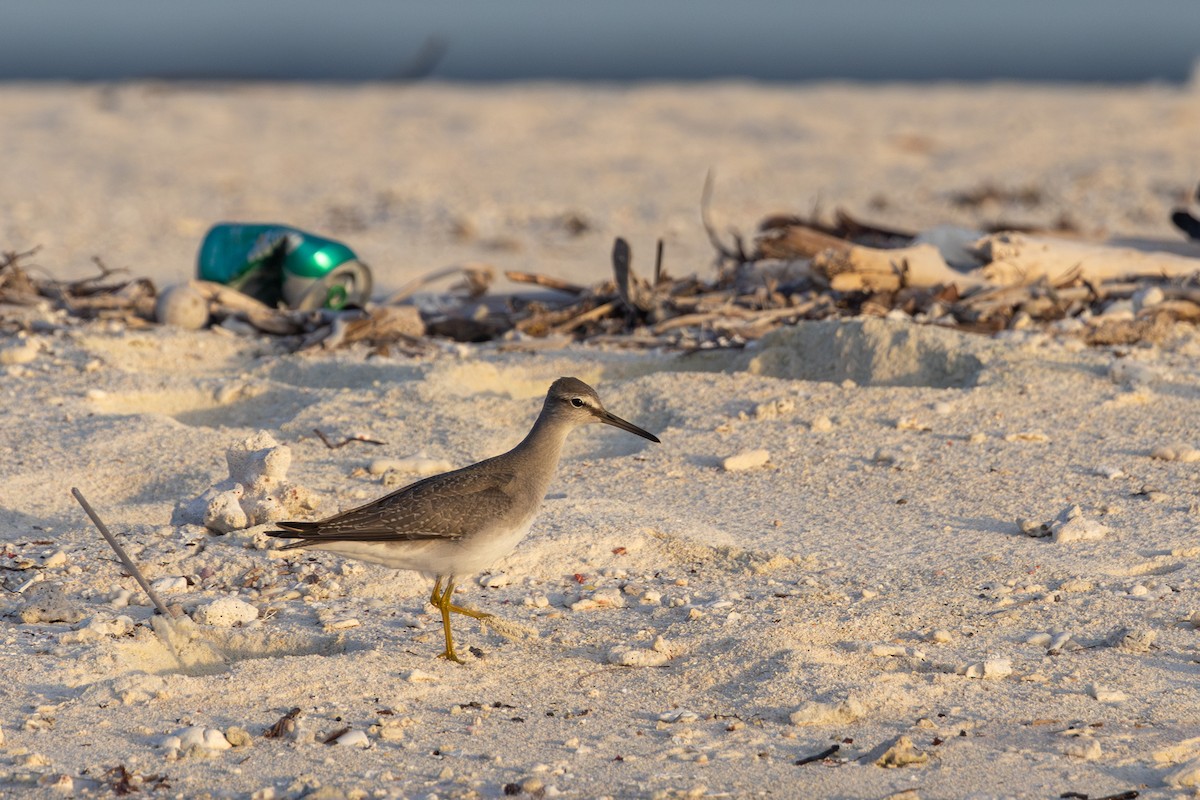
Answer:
570;397;585;408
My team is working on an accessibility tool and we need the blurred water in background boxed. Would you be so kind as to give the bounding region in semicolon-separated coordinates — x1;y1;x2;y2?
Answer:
2;0;1198;83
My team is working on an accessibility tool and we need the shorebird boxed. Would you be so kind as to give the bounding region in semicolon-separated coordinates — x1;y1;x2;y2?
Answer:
267;377;660;663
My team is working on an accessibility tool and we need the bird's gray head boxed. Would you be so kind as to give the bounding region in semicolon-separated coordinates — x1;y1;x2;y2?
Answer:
543;377;660;443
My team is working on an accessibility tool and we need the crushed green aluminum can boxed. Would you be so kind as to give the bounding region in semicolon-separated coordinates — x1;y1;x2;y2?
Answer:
197;223;373;310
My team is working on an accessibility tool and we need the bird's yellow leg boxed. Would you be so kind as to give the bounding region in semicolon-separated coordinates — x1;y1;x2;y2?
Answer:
436;579;466;664
429;576;444;609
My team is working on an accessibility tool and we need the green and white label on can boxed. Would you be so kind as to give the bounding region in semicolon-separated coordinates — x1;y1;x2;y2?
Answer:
197;223;373;310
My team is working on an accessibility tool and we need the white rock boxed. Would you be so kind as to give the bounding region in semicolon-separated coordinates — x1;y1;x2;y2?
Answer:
1088;685;1127;703
1152;443;1200;463
176;432;316;532
810;416;834;432
1005;430;1050;443
1063;737;1102;761
607;646;669;667
479;573;512;589
926;628;952;644
870;644;909;658
1051;506;1109;543
403;669;438;683
1166;757;1200;788
961;659;1012;679
334;729;370;748
323;617;360;631
155;283;210;330
753;399;795;420
1047;632;1079;654
789;697;865;726
657;710;699;724
151;576;189;594
193;597;259;627
202;488;249;534
170;726;231;752
60;614;134;644
1026;632;1053;647
0;339;40;366
1132;286;1165;312
1152;737;1200;765
639;590;662;606
722;449;770;472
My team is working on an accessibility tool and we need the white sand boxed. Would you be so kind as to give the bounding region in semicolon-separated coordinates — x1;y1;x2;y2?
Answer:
2;82;1200;798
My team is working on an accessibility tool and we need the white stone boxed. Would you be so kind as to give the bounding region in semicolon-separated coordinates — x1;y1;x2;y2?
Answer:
1166;757;1200;788
789;697;865;726
151;576;189;594
155;283;210;330
334;729;370;748
1063;737;1102;761
0;339;40;366
176;431;316;532
962;659;1012;679
607;646;669;667
722;449;770;472
170;726;231;752
810;416;834;432
1051;511;1109;543
193;597;259;627
1088;685;1127;703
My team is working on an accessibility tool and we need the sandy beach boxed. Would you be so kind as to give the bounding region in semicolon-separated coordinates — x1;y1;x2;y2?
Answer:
3;81;1200;799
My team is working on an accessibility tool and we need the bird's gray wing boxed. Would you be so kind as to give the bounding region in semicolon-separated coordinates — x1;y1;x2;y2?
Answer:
267;465;516;546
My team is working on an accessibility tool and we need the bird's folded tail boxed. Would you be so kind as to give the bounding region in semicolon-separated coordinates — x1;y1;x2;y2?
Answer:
266;520;449;550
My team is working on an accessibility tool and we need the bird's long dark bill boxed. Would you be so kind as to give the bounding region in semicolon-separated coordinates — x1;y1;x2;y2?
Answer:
598;410;660;443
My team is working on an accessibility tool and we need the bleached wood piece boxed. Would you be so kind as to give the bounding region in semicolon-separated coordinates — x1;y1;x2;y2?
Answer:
811;243;982;291
975;233;1200;286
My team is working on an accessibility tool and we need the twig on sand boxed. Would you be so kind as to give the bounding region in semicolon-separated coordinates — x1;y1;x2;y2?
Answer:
71;488;175;618
312;429;386;450
504;270;587;295
701;170;750;264
794;744;840;765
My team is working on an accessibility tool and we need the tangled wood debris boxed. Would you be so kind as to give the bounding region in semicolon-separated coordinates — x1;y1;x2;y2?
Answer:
4;176;1200;352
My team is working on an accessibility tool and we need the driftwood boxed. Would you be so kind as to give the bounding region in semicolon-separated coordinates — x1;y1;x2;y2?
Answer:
6;174;1200;352
976;233;1200;286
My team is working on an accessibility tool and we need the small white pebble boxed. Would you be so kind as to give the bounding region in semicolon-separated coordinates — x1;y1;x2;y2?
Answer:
926;629;952;644
722;449;770;472
151;576;189;594
193;597;258;627
1088;685;1127;703
639;590;662;606
810;416;834;432
403;669;438;683
334;729;370;748
1005;431;1050;443
1063;737;1102;761
479;573;512;589
962;659;1012;679
607;646;669;667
